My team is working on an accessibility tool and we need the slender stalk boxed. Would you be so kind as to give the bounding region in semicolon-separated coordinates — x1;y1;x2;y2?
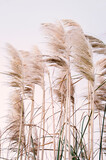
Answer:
99;105;106;160
64;71;72;160
98;111;103;160
74;105;77;154
48;71;56;160
37;73;45;160
24;136;27;160
68;73;71;160
72;101;74;148
27;86;35;160
0;129;1;158
64;95;68;160
59;100;64;159
37;114;42;160
36;97;43;159
20;144;23;160
88;81;91;159
16;96;24;160
90;84;94;160
61;101;66;160
41;74;45;160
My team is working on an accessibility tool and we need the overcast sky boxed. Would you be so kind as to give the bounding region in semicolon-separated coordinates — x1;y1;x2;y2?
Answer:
0;0;106;50
0;0;106;128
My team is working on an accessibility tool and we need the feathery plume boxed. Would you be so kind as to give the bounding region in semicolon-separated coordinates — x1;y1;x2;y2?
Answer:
42;21;74;101
6;44;22;89
6;44;25;159
19;47;44;96
85;35;106;55
62;19;94;83
95;58;106;111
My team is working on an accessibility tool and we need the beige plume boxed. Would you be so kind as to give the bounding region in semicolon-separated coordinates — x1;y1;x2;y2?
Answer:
85;35;106;55
62;19;94;84
95;58;106;111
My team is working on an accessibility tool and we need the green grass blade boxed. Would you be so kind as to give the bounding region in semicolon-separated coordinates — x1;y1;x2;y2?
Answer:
60;139;65;160
99;104;106;160
31;136;36;160
79;111;92;145
56;126;64;160
57;135;61;160
95;79;106;91
78;111;92;158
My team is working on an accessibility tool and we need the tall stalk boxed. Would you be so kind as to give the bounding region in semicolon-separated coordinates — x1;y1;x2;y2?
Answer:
16;95;24;160
0;129;1;158
62;19;95;160
27;86;35;160
90;84;94;160
99;105;106;160
48;71;56;160
59;97;64;159
88;81;91;159
98;111;103;160
64;84;68;160
36;81;45;160
67;72;71;160
41;73;45;160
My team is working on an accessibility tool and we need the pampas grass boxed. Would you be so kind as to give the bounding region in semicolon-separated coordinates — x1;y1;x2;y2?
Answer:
85;35;106;55
0;19;106;160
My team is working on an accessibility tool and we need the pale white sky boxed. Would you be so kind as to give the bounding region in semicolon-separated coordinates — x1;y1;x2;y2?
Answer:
0;0;106;50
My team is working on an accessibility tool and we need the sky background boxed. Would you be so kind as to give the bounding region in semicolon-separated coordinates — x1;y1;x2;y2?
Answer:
0;0;106;50
0;0;106;130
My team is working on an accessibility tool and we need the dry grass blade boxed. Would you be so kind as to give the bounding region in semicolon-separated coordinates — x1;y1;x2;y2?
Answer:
85;35;106;55
95;58;106;111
